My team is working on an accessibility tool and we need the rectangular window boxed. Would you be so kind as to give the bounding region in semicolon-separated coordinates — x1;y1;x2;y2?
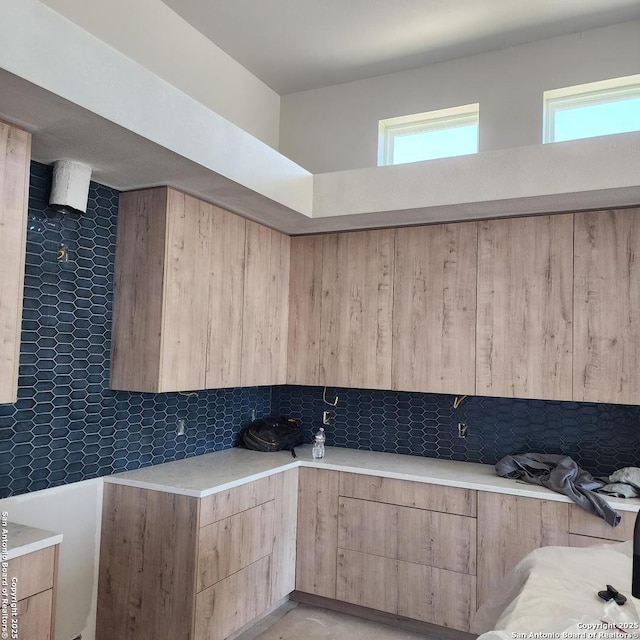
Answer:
544;74;640;143
378;104;479;166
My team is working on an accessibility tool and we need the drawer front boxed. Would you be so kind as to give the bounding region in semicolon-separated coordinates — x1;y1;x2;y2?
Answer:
198;501;274;591
200;476;276;527
339;472;476;517
569;505;634;542
338;497;397;559
338;497;476;574
194;556;271;640
17;588;53;640
569;533;619;548
8;547;56;601
397;505;476;575
397;560;476;632
336;549;397;614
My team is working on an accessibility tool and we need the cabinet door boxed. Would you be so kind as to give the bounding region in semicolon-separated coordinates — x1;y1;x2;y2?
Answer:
159;189;212;391
296;468;338;598
476;215;573;400
320;229;394;389
0;121;30;404
393;223;477;395
574;209;640;404
287;235;323;385
204;204;245;388
242;221;290;386
477;492;569;608
17;589;53;640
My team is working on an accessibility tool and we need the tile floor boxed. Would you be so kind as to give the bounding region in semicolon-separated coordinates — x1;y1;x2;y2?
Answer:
236;602;444;640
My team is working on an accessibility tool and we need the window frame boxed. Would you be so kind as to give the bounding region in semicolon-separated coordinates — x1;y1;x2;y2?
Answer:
378;103;480;166
543;74;640;144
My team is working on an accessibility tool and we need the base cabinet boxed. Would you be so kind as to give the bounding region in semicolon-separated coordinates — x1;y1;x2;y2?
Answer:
8;545;58;640
97;470;297;640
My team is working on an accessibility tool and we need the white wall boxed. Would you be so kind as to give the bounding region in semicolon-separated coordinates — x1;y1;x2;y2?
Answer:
0;480;103;640
39;0;281;149
280;21;640;173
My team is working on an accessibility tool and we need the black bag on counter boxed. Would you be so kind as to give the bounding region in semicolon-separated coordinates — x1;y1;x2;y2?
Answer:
240;417;304;456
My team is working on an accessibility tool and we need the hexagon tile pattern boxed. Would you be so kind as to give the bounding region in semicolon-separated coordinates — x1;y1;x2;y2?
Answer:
0;162;271;498
273;386;640;478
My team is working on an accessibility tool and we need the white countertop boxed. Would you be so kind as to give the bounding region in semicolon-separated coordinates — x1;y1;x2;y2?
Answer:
3;521;63;561
105;445;640;514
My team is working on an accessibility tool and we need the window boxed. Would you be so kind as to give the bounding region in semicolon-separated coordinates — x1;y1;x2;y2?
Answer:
378;104;479;166
544;75;640;144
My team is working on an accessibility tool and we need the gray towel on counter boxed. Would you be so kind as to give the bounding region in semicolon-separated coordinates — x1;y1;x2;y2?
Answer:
495;453;620;527
598;467;640;499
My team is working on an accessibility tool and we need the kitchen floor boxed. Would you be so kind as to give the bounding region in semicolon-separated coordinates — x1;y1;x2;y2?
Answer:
236;602;444;640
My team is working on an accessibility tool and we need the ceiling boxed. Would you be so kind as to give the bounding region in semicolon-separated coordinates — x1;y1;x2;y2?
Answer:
161;0;640;94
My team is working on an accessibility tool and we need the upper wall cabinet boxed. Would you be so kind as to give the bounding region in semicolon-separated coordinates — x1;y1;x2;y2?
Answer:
241;221;290;387
111;187;246;392
0;121;30;405
574;209;640;404
392;223;477;395
287;235;323;386
476;214;574;401
319;230;395;390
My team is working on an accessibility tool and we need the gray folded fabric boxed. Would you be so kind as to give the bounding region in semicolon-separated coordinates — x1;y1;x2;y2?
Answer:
598;467;640;499
495;453;620;527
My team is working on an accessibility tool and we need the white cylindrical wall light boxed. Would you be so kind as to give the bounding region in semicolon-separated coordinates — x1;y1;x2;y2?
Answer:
49;160;92;214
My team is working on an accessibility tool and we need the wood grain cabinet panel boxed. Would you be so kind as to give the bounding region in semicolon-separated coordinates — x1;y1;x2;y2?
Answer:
200;475;276;527
339;472;476;517
195;556;271;640
242;220;291;386
336;549;398;614
0;121;30;404
397;561;476;632
319;229;395;389
574;209;640;404
569;505;633;542
17;588;53;640
198;501;274;591
111;187;247;392
287;235;323;385
338;497;398;558
296;468;339;598
477;492;569;608
397;507;476;575
8;546;56;601
393;223;477;395
476;214;573;401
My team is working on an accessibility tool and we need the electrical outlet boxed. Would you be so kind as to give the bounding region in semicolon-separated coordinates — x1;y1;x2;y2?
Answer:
251;408;257;422
322;411;333;425
176;418;186;436
457;422;468;439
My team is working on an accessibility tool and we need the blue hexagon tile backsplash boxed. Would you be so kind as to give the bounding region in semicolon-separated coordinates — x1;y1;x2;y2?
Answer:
2;162;640;498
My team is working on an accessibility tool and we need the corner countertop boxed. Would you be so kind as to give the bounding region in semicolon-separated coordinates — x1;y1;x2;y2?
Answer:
104;445;640;514
3;521;63;561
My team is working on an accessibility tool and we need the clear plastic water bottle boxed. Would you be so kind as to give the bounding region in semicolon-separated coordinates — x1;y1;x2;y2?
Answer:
312;427;326;460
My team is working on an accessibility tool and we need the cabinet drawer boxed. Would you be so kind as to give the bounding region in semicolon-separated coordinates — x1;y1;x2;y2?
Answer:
336;549;397;614
397;561;476;632
17;588;53;640
569;506;634;542
200;476;275;527
339;473;476;517
8;547;56;601
195;556;271;640
198;501;274;591
338;497;476;574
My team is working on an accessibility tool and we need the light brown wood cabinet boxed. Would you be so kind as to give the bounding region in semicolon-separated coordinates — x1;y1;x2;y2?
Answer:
392;222;477;395
111;187;247;392
97;470;298;640
241;221;290;386
476;214;574;401
9;545;59;640
320;229;395;389
574;208;640;404
0;121;30;404
476;492;569;608
297;470;477;632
